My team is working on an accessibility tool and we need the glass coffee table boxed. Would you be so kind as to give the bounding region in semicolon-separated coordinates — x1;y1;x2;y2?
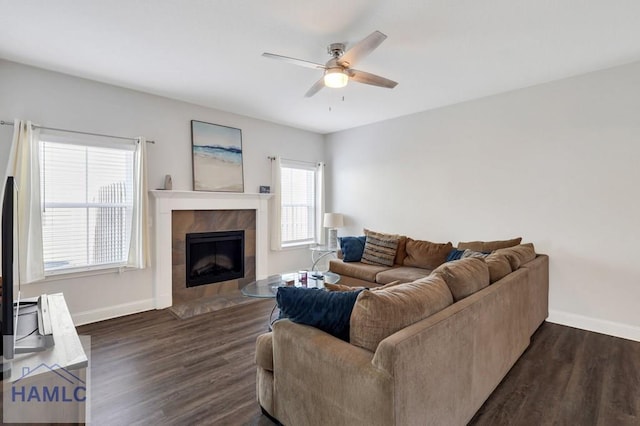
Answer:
241;271;341;298
241;271;341;329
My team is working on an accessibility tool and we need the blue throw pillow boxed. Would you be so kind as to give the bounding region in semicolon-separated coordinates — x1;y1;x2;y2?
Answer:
276;287;363;341
339;236;366;262
446;248;465;262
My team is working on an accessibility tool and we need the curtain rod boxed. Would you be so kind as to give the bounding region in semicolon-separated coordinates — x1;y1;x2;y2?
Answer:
0;120;155;144
267;156;324;166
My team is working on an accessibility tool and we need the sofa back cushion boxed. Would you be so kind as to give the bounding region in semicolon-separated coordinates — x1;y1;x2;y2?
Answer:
361;229;400;267
457;237;522;252
325;280;402;292
484;252;513;283
494;243;536;270
395;236;407;265
431;257;490;301
350;275;453;352
403;238;453;269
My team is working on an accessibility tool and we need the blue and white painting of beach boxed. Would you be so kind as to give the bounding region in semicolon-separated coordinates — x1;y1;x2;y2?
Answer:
191;121;244;192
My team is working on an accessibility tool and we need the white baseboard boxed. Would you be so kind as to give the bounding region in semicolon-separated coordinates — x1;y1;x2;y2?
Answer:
547;309;640;342
72;298;155;326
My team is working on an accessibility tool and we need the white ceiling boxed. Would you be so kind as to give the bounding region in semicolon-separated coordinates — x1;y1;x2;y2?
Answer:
1;1;640;134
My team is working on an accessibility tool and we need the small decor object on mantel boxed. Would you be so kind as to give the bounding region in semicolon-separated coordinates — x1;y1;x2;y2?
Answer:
259;185;271;194
164;174;173;190
191;120;244;192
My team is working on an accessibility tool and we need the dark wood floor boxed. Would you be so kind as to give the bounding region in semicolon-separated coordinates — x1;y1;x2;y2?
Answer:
470;321;640;426
77;302;640;426
78;299;276;426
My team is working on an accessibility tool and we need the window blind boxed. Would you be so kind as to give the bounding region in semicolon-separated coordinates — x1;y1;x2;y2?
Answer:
280;162;317;246
39;138;135;272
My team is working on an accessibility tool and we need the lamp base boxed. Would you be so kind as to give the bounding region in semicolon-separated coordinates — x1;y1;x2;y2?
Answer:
327;228;338;250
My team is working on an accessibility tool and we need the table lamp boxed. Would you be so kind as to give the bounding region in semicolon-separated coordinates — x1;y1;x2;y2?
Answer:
323;213;344;249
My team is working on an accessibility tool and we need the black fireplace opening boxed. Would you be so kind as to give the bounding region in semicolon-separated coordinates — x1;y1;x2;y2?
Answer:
185;230;245;287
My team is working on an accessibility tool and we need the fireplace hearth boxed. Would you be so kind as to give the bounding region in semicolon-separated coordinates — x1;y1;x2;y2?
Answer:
185;230;245;287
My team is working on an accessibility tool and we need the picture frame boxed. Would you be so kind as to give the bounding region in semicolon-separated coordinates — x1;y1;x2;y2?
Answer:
191;120;244;192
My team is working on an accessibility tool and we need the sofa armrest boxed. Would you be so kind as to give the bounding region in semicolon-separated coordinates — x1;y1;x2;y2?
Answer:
255;332;273;371
272;319;393;426
519;254;549;335
372;268;531;426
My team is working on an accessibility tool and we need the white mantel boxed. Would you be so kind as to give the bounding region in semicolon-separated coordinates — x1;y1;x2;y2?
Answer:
150;190;271;308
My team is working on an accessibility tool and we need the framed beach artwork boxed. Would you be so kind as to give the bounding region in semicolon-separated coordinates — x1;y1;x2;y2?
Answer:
191;120;244;192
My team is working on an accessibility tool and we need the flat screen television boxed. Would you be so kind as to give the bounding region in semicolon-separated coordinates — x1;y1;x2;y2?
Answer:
2;176;17;363
1;176;54;374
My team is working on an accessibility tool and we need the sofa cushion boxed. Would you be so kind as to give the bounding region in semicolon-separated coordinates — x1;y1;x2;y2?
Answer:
276;287;363;341
350;275;454;352
431;257;490;301
457;237;522;252
494;243;536;270
338;236;367;262
361;229;400;267
255;332;274;371
403;238;453;269
324;282;365;292
395;236;407;265
329;259;390;283
375;266;431;285
373;280;403;291
325;280;401;292
484;252;513;283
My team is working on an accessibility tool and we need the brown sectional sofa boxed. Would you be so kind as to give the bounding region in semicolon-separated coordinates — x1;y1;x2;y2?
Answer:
330;234;454;287
329;235;524;287
255;241;549;425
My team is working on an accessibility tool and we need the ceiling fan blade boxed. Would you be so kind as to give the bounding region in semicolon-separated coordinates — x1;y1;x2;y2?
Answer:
305;78;325;97
348;69;398;89
337;31;387;68
262;52;326;70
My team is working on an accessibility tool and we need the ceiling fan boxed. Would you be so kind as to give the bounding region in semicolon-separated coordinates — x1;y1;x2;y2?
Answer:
262;30;398;97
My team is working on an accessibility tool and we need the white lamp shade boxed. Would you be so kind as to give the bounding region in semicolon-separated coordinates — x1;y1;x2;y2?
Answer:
323;213;344;228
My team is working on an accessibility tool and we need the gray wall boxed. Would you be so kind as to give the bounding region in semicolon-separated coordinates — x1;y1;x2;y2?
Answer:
0;59;325;324
3;57;639;341
326;61;640;341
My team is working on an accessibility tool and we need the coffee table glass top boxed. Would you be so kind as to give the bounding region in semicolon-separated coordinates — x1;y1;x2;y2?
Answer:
241;271;340;298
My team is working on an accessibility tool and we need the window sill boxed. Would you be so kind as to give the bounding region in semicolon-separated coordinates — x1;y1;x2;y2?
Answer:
278;242;316;251
39;264;140;283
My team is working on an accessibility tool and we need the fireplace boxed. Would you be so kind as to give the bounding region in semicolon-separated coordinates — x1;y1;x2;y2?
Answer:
152;191;267;309
185;230;245;287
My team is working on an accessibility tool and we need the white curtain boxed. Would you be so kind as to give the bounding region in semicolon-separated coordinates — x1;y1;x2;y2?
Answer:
3;120;45;283
315;162;325;245
270;156;282;250
127;136;150;268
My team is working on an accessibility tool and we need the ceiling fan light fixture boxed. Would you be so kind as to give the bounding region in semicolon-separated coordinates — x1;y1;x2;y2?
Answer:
324;68;348;88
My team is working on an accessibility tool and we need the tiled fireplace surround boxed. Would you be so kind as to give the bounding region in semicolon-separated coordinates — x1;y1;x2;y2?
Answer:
172;209;255;305
150;191;270;309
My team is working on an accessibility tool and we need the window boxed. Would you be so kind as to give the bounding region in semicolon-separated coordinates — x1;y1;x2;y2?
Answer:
277;159;323;248
39;135;136;273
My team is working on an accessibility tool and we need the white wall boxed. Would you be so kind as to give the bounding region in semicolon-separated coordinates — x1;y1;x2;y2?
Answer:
326;61;640;341
0;59;325;324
